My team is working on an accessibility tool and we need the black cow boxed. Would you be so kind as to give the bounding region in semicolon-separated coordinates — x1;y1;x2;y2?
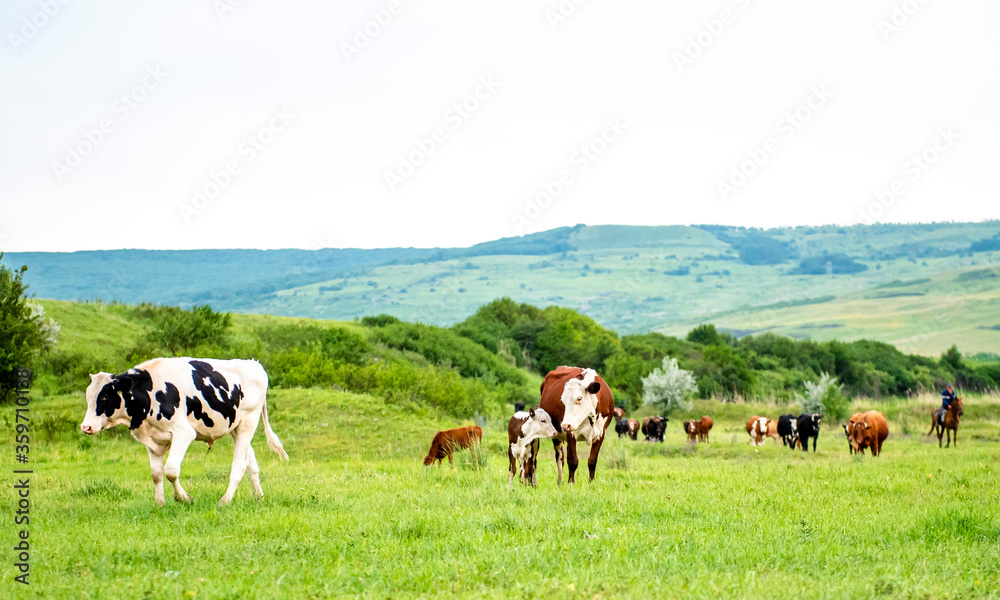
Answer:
514;401;526;412
796;413;821;452
777;414;799;449
615;417;630;439
641;416;667;442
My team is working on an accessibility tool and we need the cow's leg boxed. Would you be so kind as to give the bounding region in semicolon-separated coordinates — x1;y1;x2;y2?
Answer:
508;446;516;488
566;436;579;484
246;445;264;498
528;439;539;486
145;443;167;507
586;437;605;482
552;439;565;485
164;428;196;504
220;426;255;506
812;436;817;452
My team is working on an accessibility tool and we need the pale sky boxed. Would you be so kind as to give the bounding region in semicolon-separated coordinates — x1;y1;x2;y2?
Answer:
1;0;998;252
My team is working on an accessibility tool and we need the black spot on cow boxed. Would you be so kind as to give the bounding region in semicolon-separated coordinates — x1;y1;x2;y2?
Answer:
186;396;215;428
112;370;154;430
189;360;241;426
155;382;180;421
95;383;122;418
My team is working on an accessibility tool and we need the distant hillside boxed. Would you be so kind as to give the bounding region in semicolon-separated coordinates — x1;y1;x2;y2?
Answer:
7;221;1000;356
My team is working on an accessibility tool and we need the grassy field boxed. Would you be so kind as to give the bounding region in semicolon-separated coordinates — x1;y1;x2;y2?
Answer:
3;388;999;599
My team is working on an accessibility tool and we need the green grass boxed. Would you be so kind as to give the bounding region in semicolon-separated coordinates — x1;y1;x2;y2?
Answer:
3;388;999;599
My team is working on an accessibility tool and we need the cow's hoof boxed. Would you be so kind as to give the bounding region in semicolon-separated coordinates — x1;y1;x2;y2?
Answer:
175;495;193;505
155;498;166;507
218;497;232;507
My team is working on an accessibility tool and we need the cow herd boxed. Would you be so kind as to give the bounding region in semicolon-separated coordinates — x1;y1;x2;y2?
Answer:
77;358;954;504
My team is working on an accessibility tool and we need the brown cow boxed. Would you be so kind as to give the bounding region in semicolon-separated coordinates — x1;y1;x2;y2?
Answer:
538;366;615;484
698;416;713;442
850;411;888;456
626;419;640;440
423;425;483;466
613;407;625;419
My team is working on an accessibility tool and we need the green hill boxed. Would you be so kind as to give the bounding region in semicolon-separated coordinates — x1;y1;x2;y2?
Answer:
8;221;1000;356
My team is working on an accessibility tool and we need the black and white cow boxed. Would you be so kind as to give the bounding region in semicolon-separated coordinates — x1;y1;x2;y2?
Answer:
796;413;822;452
80;358;288;506
777;414;799;449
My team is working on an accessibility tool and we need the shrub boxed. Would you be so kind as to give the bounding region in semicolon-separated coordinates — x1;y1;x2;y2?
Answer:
641;357;697;414
0;257;57;399
145;304;232;353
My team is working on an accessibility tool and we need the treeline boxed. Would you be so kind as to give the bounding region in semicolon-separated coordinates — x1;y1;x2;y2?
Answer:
21;297;1000;418
449;298;1000;412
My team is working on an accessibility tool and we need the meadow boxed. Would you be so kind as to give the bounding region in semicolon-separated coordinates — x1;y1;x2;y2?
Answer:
3;389;999;599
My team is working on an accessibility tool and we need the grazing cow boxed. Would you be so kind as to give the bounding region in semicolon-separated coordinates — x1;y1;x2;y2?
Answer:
850;411;889;456
508;409;558;487
626;419;640;440
538;366;615;484
698;416;713;442
79;358;288;507
641;416;667;442
746;415;775;446
683;419;700;442
796;413;821;452
777;414;799;449
613;407;625;419
424;425;483;466
514;401;526;412
615;417;630;439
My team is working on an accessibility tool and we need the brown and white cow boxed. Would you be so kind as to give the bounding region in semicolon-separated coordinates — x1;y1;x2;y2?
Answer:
746;415;776;447
626;419;640;440
507;408;558;487
850;411;889;456
80;358;288;506
683;419;701;442
424;425;483;466
538;366;615;484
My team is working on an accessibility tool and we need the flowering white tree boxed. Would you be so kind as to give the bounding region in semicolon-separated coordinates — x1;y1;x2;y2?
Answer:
798;372;847;419
642;357;697;414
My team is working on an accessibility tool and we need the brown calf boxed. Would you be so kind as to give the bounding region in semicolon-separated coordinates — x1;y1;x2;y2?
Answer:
423;426;483;466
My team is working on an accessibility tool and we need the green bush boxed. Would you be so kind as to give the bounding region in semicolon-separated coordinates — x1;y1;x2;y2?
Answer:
144;304;232;353
1;257;56;399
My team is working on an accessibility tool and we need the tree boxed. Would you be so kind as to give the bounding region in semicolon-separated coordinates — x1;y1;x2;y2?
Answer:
641;357;697;414
1;256;58;399
799;372;849;420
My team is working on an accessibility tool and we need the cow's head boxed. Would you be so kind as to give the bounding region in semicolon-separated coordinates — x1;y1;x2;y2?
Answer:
80;372;129;434
560;369;602;433
686;420;696;434
849;420;869;451
524;408;559;440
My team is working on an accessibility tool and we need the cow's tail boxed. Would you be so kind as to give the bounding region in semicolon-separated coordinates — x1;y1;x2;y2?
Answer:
261;399;289;461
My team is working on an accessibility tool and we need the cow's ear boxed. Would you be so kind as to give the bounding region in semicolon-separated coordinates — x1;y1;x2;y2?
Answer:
529;408;536;418
587;381;601;394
